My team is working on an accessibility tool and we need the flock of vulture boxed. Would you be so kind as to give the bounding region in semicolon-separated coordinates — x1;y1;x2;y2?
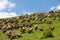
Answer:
0;10;60;40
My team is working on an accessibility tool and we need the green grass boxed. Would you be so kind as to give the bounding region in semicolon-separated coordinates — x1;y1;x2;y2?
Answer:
0;12;60;40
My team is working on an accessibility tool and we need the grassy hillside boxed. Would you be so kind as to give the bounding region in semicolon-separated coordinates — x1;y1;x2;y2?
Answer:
0;10;60;40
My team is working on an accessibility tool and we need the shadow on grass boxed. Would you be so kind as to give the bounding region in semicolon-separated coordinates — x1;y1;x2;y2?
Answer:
40;36;54;39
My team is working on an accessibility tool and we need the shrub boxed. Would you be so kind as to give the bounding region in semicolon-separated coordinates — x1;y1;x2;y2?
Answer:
43;29;53;38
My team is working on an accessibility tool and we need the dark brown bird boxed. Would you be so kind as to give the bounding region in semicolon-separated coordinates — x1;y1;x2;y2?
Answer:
20;27;26;33
1;26;7;33
5;31;12;38
10;33;16;40
34;25;38;30
49;26;54;30
38;27;44;31
46;21;52;24
49;10;54;13
27;24;33;27
20;24;25;28
28;28;33;33
14;32;22;38
7;25;12;30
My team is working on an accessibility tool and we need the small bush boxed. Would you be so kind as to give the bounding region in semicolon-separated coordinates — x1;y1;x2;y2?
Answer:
43;29;53;38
